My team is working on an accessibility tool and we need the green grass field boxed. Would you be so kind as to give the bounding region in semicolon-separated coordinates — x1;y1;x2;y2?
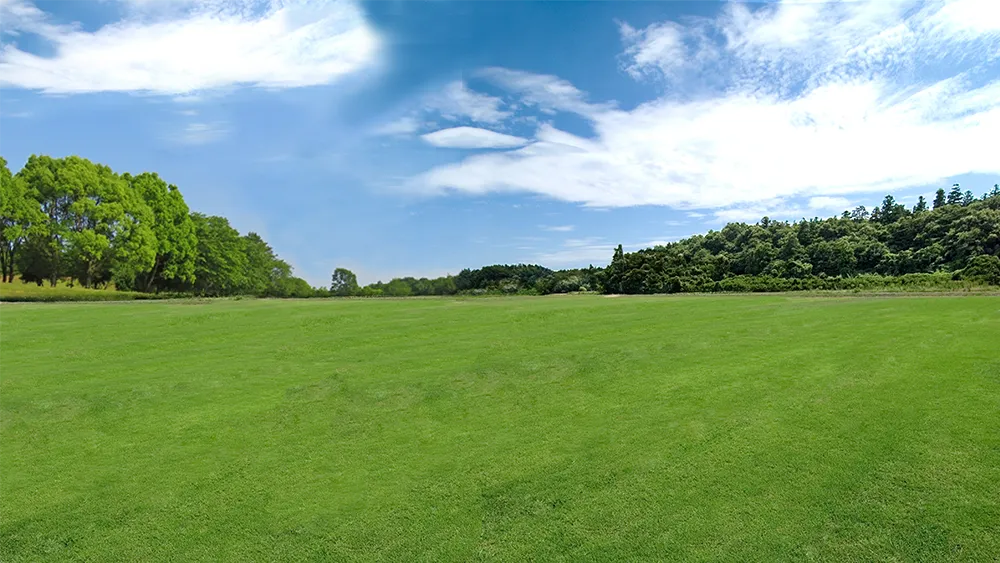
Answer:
0;278;153;302
2;295;998;561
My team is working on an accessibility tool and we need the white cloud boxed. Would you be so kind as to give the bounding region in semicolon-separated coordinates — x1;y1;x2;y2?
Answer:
372;80;509;138
478;67;613;117
416;0;1000;210
541;225;575;232
619;20;689;80
374;115;422;136
420;127;529;149
175;121;228;145
0;0;379;94
423;80;510;124
808;196;852;210
534;238;613;266
532;235;687;267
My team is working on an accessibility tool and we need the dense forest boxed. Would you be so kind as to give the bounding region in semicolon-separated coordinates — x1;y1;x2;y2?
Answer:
2;154;998;298
603;186;1000;294
0;155;316;297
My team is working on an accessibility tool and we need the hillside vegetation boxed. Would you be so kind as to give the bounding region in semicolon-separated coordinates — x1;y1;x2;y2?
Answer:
605;187;1000;294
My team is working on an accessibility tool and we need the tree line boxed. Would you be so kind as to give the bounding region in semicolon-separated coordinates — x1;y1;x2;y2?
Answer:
1;155;318;297
332;184;999;296
604;185;1000;294
329;264;605;297
4;154;997;298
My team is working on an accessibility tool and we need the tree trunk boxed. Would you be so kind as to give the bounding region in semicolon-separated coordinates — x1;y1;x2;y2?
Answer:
144;256;163;293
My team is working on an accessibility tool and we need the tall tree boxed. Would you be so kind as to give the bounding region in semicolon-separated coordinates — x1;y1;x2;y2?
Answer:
242;232;281;296
962;190;975;206
17;155;155;288
947;183;964;205
330;267;359;296
0;157;43;282
191;213;248;296
126;172;197;292
933;188;947;209
913;196;928;213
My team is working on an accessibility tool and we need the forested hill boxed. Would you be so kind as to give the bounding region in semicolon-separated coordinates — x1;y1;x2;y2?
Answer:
605;186;1000;294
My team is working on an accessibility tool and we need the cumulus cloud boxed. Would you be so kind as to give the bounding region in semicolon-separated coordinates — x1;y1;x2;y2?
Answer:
420;127;529;149
0;0;379;94
416;0;1000;210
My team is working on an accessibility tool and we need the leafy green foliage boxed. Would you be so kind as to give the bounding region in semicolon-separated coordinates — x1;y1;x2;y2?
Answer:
2;154;324;298
607;189;1000;294
330;267;359;296
191;213;249;296
15;155;157;288
0;157;43;283
349;265;604;298
125;173;197;292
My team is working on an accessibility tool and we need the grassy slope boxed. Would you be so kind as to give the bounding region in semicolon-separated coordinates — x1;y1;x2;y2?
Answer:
1;295;998;561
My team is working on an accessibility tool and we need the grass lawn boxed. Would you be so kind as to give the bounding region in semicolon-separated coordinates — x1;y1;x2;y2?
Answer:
0;278;150;302
2;295;998;561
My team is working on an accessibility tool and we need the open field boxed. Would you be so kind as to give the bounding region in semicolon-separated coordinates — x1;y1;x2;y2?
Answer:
2;295;999;561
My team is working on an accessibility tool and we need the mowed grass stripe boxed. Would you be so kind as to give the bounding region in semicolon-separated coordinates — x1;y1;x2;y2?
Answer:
1;295;998;561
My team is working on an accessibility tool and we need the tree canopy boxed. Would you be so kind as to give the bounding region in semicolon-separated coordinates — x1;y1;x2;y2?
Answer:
2;154;318;297
605;186;1000;294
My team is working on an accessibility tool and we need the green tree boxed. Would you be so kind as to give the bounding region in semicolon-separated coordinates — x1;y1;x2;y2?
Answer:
947;183;963;205
912;196;928;213
242;232;281;296
962;190;975;206
0;157;43;283
933;189;947;209
126;173;197;292
191;213;248;296
330;267;359;296
384;278;413;297
958;255;1000;285
17;155;155;288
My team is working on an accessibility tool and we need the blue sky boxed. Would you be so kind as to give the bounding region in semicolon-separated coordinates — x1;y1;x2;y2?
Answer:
1;0;998;285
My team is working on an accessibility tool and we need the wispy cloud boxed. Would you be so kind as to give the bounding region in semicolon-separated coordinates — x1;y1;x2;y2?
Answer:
423;80;510;124
533;235;688;267
478;67;614;117
0;110;32;118
415;0;1000;211
421;127;529;149
711;195;854;223
0;0;379;94
175;121;229;145
372;80;509;138
374;115;422;136
541;225;575;232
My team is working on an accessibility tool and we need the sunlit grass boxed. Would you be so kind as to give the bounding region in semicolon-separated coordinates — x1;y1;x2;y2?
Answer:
2;295;998;560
